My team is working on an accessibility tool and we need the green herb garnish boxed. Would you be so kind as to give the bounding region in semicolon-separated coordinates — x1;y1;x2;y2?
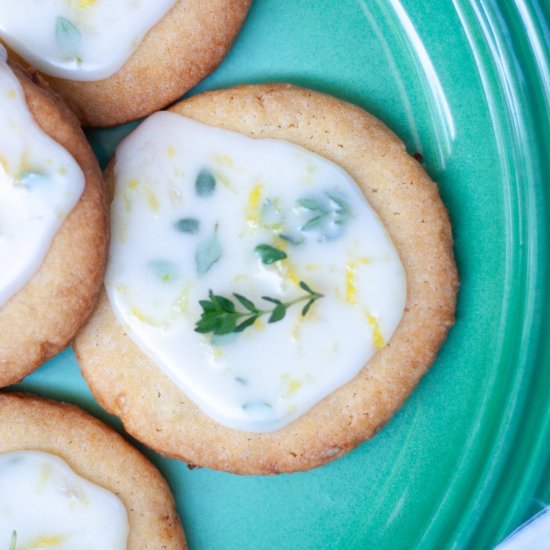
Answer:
15;171;46;188
298;191;352;239
8;531;16;550
195;281;324;335
148;260;179;283
279;233;304;246
55;16;82;60
195;227;222;276
174;218;200;234
195;169;216;197
254;244;287;264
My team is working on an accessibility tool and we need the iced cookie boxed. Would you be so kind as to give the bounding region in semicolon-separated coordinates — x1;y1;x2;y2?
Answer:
0;0;252;127
75;84;458;474
0;49;108;387
0;392;185;549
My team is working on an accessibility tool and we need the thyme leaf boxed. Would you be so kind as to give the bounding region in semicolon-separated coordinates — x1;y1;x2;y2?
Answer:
298;191;352;239
174;218;200;234
147;260;179;283
254;244;287;264
195;169;216;197
195;282;324;335
195;227;222;276
55;16;81;60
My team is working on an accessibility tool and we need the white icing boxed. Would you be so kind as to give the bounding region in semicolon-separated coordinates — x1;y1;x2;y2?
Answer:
0;56;84;309
0;451;128;549
108;113;407;432
0;0;176;81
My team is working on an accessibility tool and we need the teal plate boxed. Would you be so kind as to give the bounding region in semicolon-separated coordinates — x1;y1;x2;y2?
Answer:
15;1;550;548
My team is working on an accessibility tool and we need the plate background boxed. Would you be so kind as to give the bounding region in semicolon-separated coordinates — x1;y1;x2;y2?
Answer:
15;1;550;548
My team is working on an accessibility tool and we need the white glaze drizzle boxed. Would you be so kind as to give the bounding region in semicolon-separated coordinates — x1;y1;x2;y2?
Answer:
0;52;84;308
0;451;128;549
0;0;176;81
107;113;407;432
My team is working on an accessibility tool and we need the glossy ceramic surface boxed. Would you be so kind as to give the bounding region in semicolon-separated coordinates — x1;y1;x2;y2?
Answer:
15;1;550;548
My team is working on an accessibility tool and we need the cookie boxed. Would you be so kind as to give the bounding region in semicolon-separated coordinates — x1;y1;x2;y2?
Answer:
0;0;252;127
0;392;186;548
74;84;458;474
0;59;108;387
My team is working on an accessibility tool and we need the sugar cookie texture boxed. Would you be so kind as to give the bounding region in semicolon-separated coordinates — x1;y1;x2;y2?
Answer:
0;451;129;548
0;392;186;549
105;112;407;433
0;61;108;388
0;0;252;127
75;84;458;475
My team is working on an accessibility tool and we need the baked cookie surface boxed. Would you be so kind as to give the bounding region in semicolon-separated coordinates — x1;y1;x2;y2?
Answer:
0;64;108;388
0;392;186;549
74;84;458;474
1;0;252;127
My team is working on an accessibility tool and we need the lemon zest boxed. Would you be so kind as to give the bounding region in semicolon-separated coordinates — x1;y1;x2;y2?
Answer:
77;0;96;8
246;183;263;226
367;315;384;350
21;534;65;549
144;186;160;213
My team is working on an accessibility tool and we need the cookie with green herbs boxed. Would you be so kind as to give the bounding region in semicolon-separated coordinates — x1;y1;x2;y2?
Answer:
0;0;252;127
0;392;185;548
0;61;108;388
74;84;458;474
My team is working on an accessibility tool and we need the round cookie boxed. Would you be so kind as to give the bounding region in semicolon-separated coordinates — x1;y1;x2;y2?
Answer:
0;63;108;388
0;392;185;548
74;84;458;475
2;0;252;127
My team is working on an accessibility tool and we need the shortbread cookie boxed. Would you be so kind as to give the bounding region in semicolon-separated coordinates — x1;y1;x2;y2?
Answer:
0;0;252;127
0;392;186;549
0;54;108;387
75;84;458;474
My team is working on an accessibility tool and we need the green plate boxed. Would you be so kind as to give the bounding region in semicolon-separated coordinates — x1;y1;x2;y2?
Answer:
15;1;550;548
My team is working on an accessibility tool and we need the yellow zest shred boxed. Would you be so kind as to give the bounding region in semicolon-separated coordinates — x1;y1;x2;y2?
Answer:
282;374;302;396
246;183;263;226
130;307;163;327
272;236;288;251
367;315;384;350
77;0;96;8
145;186;160;213
21;535;65;549
345;264;357;305
214;153;234;168
345;257;370;305
214;171;234;191
275;260;300;286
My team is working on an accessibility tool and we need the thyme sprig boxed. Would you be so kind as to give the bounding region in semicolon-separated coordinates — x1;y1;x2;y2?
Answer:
195;281;324;335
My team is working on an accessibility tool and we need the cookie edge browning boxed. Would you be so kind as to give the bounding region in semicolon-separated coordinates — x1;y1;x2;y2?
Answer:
30;0;252;127
0;392;186;549
75;83;458;474
0;63;108;387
